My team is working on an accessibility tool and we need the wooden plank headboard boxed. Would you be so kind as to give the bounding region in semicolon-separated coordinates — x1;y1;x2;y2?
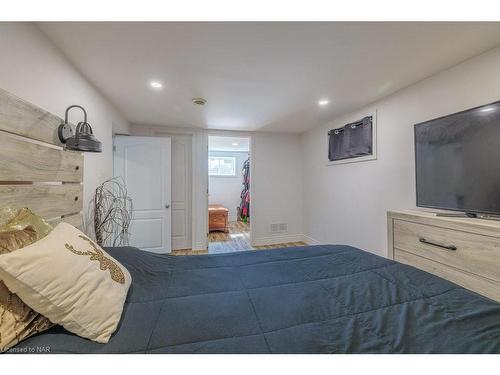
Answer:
0;88;84;229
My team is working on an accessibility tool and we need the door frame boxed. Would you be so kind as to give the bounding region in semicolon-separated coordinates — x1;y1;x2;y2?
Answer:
206;132;254;246
171;134;193;250
155;133;193;250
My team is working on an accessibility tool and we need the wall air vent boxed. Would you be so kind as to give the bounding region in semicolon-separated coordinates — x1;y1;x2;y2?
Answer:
270;223;288;234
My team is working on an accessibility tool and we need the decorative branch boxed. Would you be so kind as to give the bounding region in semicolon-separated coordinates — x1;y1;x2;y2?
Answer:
90;177;133;247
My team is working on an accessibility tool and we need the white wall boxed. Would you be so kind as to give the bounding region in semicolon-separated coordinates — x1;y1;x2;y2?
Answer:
252;132;303;245
302;45;500;257
0;23;130;235
208;150;249;221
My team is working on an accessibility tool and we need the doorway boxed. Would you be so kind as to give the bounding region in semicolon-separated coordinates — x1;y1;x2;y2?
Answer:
208;135;251;253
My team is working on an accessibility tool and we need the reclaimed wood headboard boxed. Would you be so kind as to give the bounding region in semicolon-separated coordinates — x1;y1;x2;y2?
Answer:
0;88;83;229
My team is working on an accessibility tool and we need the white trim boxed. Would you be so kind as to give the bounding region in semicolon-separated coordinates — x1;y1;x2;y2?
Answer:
252;234;305;246
326;153;377;166
244;233;322;247
192;241;208;251
325;109;378;166
302;235;322;245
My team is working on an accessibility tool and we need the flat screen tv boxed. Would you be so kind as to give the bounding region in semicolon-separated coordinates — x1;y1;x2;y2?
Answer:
415;100;500;216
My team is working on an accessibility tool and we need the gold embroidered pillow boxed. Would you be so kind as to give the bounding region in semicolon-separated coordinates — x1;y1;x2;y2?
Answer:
0;207;18;228
0;227;53;353
0;226;37;255
0;208;53;239
0;223;131;343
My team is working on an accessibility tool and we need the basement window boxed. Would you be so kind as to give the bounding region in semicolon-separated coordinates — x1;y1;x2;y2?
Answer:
327;114;376;165
209;156;237;176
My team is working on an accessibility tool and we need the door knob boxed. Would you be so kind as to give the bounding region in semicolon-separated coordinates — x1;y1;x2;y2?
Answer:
165;204;170;209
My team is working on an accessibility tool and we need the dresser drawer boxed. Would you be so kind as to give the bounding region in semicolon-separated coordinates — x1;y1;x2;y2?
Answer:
208;208;228;232
393;219;500;283
394;248;500;301
210;214;226;226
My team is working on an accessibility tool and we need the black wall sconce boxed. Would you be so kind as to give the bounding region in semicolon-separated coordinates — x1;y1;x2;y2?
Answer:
58;105;102;152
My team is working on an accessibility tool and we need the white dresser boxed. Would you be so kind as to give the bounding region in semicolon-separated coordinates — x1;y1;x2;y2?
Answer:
387;210;500;302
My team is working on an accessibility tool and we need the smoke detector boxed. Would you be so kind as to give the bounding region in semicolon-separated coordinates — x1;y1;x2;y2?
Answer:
192;98;207;106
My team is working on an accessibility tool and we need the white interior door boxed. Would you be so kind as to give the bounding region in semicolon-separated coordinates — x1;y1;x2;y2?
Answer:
171;135;192;250
114;136;171;253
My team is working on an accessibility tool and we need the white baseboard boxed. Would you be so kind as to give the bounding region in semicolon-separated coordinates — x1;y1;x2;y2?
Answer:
252;234;323;247
252;234;305;247
302;235;322;245
192;241;208;251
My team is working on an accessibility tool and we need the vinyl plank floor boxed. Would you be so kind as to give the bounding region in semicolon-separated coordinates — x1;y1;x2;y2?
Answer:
171;221;306;256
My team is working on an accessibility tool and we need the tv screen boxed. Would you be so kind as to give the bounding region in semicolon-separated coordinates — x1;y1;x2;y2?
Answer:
415;101;500;215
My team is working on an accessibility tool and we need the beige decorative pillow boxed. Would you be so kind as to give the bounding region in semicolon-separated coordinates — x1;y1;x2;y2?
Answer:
0;208;53;239
0;223;131;343
0;227;53;353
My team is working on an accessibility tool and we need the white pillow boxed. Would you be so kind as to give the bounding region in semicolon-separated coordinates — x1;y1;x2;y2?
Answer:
0;223;131;343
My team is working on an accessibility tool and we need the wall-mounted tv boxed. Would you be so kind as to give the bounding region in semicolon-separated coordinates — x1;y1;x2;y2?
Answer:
415;100;500;216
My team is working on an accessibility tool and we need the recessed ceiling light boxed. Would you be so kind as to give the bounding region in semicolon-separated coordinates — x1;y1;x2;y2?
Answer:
150;81;163;89
232;143;239;146
318;99;329;106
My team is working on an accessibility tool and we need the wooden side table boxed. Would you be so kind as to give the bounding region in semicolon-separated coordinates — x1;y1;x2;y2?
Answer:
209;204;229;233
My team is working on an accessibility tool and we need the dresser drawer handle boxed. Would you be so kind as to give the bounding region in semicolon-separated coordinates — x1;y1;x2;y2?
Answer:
419;238;457;251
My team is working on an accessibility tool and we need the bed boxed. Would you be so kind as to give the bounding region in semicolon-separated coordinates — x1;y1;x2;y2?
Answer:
9;244;500;353
1;89;500;354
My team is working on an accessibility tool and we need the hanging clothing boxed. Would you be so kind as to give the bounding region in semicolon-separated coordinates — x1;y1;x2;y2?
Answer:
238;158;250;222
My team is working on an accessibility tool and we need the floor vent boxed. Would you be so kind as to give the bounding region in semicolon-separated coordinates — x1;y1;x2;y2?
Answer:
270;222;288;233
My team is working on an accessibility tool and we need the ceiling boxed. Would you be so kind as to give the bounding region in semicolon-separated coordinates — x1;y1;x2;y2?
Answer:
39;22;500;133
209;136;250;152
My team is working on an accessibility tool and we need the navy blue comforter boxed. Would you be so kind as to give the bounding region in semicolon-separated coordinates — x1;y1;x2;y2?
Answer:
11;245;500;353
